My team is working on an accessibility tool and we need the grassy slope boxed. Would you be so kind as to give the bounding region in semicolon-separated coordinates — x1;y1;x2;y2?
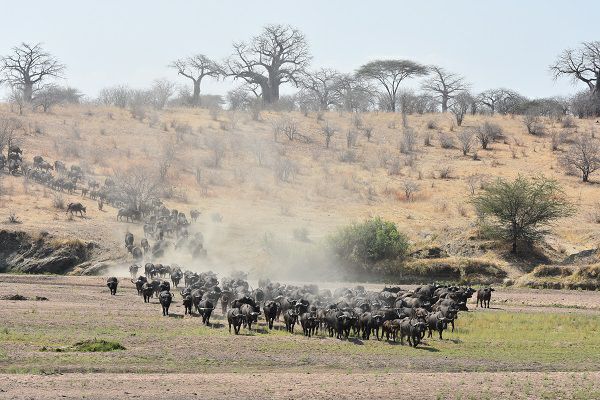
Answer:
0;104;599;280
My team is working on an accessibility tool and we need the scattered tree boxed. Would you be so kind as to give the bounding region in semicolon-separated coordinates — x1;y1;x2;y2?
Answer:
472;176;574;253
300;68;341;111
421;66;468;112
170;54;221;106
403;180;420;201
320;121;337;148
225;24;311;104
356;59;428;112
457;129;474;155
0;43;65;102
0;116;24;159
450;91;472;126
551;41;600;116
562;135;600;182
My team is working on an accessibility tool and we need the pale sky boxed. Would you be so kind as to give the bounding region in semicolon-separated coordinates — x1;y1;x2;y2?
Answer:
0;0;598;100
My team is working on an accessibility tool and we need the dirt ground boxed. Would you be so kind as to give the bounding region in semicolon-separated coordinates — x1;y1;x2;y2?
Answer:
1;274;600;399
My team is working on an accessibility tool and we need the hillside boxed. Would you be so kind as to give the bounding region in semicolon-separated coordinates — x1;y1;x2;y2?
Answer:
1;104;599;283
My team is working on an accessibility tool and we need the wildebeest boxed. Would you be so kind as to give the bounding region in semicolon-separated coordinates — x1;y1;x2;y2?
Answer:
227;308;245;335
66;202;86;216
159;291;173;316
129;264;140;278
197;299;214;325
106;277;118;295
477;287;495;308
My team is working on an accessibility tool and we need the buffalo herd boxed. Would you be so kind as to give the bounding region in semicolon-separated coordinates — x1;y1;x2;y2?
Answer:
112;267;495;347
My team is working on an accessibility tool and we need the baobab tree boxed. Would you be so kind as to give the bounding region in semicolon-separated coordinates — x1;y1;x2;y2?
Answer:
225;24;311;104
170;54;221;106
0;43;65;102
551;41;600;116
356;59;428;112
421;66;469;112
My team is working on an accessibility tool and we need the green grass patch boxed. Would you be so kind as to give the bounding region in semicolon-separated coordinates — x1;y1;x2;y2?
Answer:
70;339;125;352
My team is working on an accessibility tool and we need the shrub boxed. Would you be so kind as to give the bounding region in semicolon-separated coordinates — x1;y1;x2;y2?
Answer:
328;217;409;266
52;193;65;209
70;339;125;352
438;132;455;149
293;227;310;242
426;120;438;130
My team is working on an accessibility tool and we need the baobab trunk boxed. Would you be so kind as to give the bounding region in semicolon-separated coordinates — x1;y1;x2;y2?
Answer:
441;95;449;113
192;80;201;107
23;83;33;103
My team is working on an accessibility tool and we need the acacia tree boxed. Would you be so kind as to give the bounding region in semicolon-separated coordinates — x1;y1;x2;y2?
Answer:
562;135;600;182
0;43;65;102
300;68;341;111
551;41;600;116
421;66;468;112
170;54;221;106
225;24;311;104
478;88;523;115
472;176;574;253
356;59;428;112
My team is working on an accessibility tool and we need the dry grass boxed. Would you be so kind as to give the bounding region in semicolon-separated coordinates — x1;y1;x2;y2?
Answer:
1;104;599;280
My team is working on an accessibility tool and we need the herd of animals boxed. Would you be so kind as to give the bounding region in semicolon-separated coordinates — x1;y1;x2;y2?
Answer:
106;267;495;347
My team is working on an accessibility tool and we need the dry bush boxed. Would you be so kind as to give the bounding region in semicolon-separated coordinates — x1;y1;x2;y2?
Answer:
293;227;310;242
387;119;398;129
274;157;298;182
426;120;438;130
476;122;502;149
551;131;569;151
590;202;600;224
466;174;481;195
346;129;358;148
7;211;20;224
438;131;455;149
457;129;474;155
320;122;337;148
423;131;433;147
561;115;577;129
209;105;222;121
457;203;469;217
351;113;363;129
387;156;402;176
400;127;418;154
403;180;420;201
523;114;546;136
52;193;65;209
438;164;453;179
205;136;227;168
362;125;374;142
339;149;360;163
377;148;393;167
272;116;300;142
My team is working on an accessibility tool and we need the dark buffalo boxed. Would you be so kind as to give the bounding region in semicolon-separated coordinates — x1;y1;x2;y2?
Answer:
399;318;427;347
106;277;118;295
159;291;173;316
141;238;150;254
283;309;298;333
241;303;260;331
182;294;193;315
300;312;318;337
477;287;495;308
131;246;143;261
129;264;140;278
197;299;214;325
263;300;279;330
426;311;450;340
125;233;134;248
141;282;154;303
227;308;244;335
359;312;384;340
66;202;86;216
131;276;147;295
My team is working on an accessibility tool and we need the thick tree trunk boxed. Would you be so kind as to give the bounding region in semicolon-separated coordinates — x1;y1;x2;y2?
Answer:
441;95;448;113
192;80;201;107
23;83;33;102
512;240;517;253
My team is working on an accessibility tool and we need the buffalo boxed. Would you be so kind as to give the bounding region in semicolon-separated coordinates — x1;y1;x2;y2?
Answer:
66;202;86;216
159;291;173;316
227;308;245;335
477;287;494;308
106;277;118;295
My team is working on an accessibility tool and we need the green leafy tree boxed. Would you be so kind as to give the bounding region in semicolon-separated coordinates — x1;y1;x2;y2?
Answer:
472;176;574;253
329;217;409;266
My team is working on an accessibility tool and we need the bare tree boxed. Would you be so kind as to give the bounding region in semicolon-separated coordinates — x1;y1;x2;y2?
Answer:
457;129;474;155
0;116;24;159
33;85;81;112
320;121;337;148
403;180;420;201
300;68;341;111
478;88;524;115
98;85;131;108
113;166;160;211
7;87;27;115
562;135;600;182
225;24;311;104
551;41;600;115
331;74;374;112
356;59;428;112
0;43;65;102
450;91;473;126
206;136;226;168
421;66;468;112
158;140;176;182
466;174;481;195
170;54;221;106
150;78;176;110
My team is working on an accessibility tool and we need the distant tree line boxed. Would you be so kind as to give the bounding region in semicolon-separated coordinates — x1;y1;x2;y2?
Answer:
1;30;600;118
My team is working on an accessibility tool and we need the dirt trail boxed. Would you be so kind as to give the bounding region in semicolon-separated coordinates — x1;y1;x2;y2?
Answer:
1;371;599;400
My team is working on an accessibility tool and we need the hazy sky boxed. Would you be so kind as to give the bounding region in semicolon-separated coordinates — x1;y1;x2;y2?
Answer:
0;0;598;100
